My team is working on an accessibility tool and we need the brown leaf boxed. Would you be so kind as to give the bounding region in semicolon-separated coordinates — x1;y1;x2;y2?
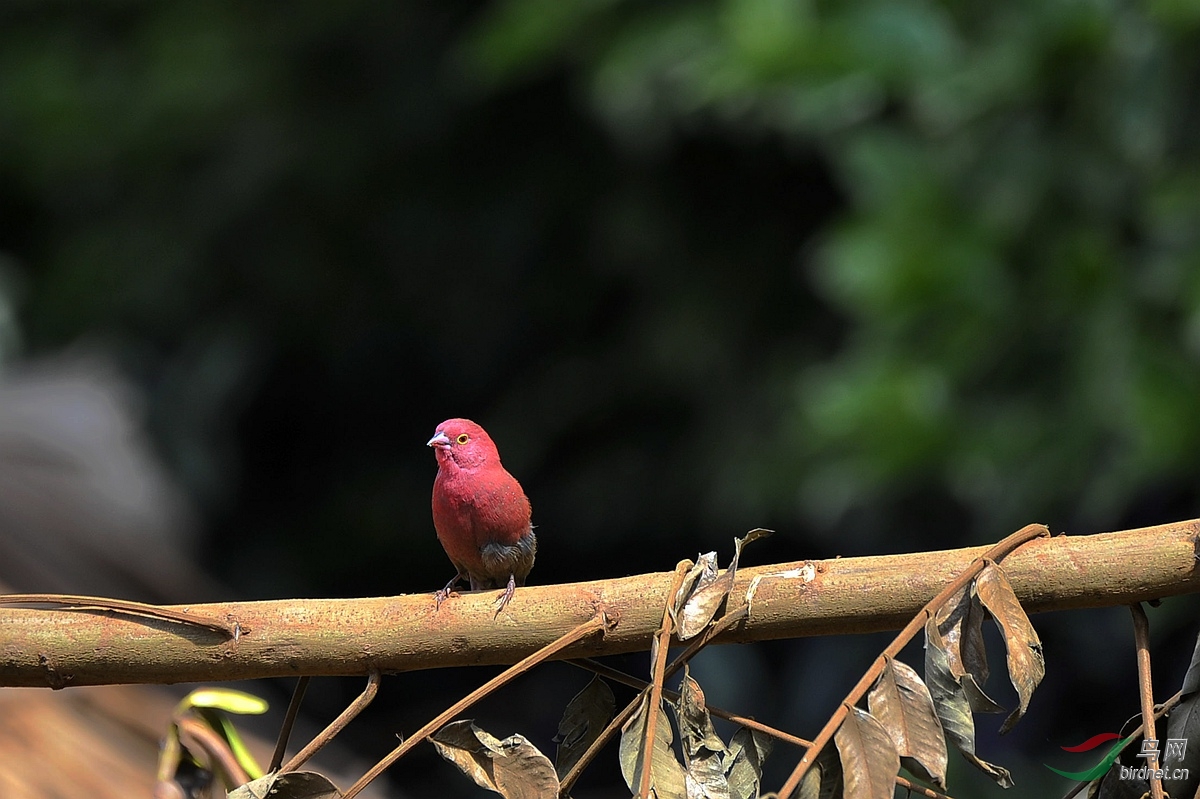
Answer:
975;562;1045;733
554;676;615;779
670;553;718;632
673;668;730;799
227;771;341;799
675;529;771;640
795;763;823;799
834;707;899;799
791;743;843;799
431;720;493;788
619;695;687;799
685;749;728;799
675;669;727;757
924;617;1014;788
431;719;559;799
867;657;947;788
490;736;561;799
934;584;990;692
724;728;772;799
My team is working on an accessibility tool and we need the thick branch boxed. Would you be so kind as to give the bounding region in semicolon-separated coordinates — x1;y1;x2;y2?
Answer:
2;520;1197;688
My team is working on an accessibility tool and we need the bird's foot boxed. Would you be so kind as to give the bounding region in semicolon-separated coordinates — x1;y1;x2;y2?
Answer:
493;574;518;617
434;588;460;611
435;575;464;611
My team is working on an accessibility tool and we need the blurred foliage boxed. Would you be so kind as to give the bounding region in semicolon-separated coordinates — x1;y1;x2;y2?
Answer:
460;0;1200;539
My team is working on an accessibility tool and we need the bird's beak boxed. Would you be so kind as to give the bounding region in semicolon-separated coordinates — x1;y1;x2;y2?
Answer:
427;431;450;448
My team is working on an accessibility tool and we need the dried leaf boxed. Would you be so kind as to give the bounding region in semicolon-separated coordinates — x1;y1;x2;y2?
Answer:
620;695;687;799
724;728;772;799
676;529;771;640
795;761;823;799
834;707;899;799
685;751;728;799
673;668;729;799
924;617;1014;788
793;743;843;799
867;657;947;788
1094;769;1151;798
960;672;1005;715
975;563;1044;733
1180;627;1200;695
554;675;616;779
490;736;560;799
1162;630;1200;798
675;669;727;757
227;771;341;799
431;719;559;799
671;553;718;625
934;584;991;700
431;720;494;787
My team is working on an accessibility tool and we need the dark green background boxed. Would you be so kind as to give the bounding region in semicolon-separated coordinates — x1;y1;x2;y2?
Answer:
2;1;1199;795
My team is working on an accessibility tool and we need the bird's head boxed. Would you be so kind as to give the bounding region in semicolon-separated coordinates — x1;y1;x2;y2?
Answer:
427;418;500;470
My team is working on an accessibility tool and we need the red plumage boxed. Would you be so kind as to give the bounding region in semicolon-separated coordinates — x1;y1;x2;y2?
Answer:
427;418;536;612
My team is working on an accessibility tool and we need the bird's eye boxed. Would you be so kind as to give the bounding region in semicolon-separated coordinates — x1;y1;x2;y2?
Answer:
456;433;469;445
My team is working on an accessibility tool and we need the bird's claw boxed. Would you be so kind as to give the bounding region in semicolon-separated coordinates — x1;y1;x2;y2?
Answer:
434;588;460;611
435;575;465;611
492;574;518;618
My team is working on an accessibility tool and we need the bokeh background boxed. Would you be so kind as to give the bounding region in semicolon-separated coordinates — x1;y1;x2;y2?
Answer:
2;1;1199;796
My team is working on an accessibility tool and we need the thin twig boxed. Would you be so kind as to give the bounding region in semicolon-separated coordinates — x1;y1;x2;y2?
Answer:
638;560;692;799
1130;603;1165;799
282;669;381;773
895;775;956;799
559;605;751;795
342;613;609;799
776;522;1050;798
269;676;310;772
0;592;237;638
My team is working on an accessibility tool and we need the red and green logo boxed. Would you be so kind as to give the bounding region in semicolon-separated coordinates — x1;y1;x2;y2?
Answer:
1045;732;1134;781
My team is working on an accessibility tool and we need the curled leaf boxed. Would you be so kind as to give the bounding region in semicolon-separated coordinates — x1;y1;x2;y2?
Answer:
796;743;842;799
1162;630;1200;798
675;528;770;640
554;676;615;779
976;562;1044;733
725;728;772;799
226;771;341;799
674;668;730;798
924;616;1014;788
675;669;727;757
431;720;559;799
934;585;990;696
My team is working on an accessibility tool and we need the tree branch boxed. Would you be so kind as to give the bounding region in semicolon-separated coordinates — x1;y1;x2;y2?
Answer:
2;520;1197;688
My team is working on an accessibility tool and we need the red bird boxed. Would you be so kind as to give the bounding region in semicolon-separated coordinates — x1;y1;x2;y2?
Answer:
427;418;536;613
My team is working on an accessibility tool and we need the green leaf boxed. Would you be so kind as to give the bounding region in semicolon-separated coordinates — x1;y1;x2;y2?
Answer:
179;688;269;716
